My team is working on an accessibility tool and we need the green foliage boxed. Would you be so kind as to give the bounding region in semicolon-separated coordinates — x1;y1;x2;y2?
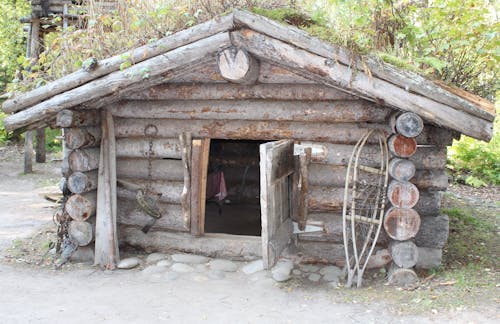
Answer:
0;0;30;93
448;116;500;185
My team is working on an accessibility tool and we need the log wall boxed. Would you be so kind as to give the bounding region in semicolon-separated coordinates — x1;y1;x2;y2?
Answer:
58;77;451;263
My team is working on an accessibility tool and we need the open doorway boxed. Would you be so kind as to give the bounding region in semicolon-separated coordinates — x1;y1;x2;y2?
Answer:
204;139;265;236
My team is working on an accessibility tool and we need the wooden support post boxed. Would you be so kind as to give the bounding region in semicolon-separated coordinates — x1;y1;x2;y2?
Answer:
24;131;33;173
180;132;192;230
190;138;210;236
94;109;119;269
35;128;46;163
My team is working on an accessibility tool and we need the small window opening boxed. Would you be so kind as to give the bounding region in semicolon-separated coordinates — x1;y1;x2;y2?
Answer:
204;139;265;236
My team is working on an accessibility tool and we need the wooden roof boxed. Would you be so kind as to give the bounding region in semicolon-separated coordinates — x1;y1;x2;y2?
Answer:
2;10;495;141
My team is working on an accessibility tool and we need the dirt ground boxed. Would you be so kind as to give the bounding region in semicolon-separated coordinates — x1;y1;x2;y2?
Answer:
0;146;498;324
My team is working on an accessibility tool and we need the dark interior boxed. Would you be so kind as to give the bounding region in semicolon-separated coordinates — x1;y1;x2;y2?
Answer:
204;139;265;236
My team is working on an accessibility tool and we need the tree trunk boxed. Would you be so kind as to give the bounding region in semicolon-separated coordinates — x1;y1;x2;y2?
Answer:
388;134;417;158
24;130;33;174
65;127;101;149
389;240;419;268
65;192;97;221
67;171;98;194
35;128;46;163
56;109;101;128
69;148;100;172
388;158;416;182
217;47;259;84
387;180;420;209
383;207;421;241
68;220;93;246
390;112;424;138
387;263;419;287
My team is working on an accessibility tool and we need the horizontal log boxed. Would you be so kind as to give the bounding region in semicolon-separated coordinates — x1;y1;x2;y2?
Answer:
116;158;184;181
217;47;259;84
110;99;390;123
2;14;234;114
3;32;233;132
307;186;345;212
124;83;358;101
295;240;346;266
115;138;181;159
387;263;419;287
117;199;188;232
168;61;227;83
414;190;444;216
68;220;93;246
414;214;449;249
409;147;447;170
387;180;420;209
298;142;386;166
384;207;421;241
67;171;98;194
64;127;101;149
258;61;316;84
415;247;443;269
234;10;495;123
68;148;100;172
388;134;417;158
56;109;101;128
114;118;390;144
390;112;424;138
388;158;416;182
119;226;262;259
65;192;97;221
410;169;448;190
389;240;419;268
116;179;183;204
415;126;459;147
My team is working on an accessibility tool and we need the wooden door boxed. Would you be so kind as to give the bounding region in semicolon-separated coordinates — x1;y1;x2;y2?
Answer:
260;140;295;269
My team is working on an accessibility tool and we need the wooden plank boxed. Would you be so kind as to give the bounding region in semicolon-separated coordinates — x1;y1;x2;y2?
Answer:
231;29;493;141
190;138;210;236
2;14;234;114
260;140;294;269
110;99;390;123
124;83;357;101
297;148;311;230
94;109;119;269
3;32;232;132
233;9;494;122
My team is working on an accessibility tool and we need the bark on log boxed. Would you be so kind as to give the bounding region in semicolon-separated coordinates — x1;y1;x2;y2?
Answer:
69;148;100;172
411;169;448;190
56;109;101;128
307;186;345;212
388;134;417;158
233;10;494;123
114;118;389;144
387;180;420;209
117;199;188;232
390;112;424;138
115;138;181;159
2;14;234;114
384;207;421;241
409;147;447;170
3;33;232;132
116;158;184;181
387;263;419;287
217;47;259;84
414;190;444;216
68;220;93;246
415;247;443;269
65;192;97;221
67;171;98;194
64;127;101;149
179;133;192;231
414;214;449;249
116;179;183;204
231;28;493;141
389;240;419;268
389;158;416;182
110;99;390;123
124;83;357;101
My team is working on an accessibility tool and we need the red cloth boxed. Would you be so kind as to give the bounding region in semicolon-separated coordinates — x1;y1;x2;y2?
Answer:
206;171;228;201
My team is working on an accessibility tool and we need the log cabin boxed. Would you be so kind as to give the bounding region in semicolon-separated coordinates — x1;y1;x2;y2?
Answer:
2;10;495;283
